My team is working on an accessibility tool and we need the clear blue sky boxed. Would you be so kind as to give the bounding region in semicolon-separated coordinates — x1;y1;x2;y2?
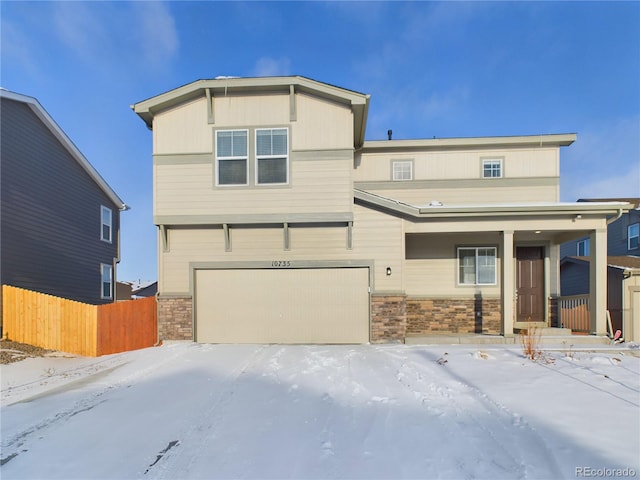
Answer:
2;1;639;282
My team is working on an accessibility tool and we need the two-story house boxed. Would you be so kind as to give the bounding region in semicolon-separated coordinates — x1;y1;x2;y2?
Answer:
560;198;640;336
1;90;127;328
133;76;634;344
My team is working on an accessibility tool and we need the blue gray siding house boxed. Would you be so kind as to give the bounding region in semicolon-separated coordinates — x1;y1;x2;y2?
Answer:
0;90;127;327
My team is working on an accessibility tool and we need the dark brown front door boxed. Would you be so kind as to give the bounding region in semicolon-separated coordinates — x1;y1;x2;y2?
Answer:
516;246;545;322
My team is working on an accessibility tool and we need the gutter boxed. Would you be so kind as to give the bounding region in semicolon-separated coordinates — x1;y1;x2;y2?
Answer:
606;207;624;225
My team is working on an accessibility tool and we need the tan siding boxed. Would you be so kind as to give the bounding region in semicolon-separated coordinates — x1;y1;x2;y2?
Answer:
292;93;353;150
214;93;289;127
153;98;211;155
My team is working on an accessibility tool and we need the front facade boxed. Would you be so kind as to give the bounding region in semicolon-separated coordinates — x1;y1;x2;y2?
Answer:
133;76;631;344
0;90;127;324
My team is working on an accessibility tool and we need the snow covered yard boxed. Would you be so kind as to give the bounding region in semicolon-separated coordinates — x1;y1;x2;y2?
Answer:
1;342;639;480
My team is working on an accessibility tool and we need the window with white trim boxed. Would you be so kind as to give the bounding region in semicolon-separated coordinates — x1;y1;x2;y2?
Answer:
392;160;413;181
216;130;248;185
629;223;639;250
577;238;590;256
256;128;288;184
458;247;497;285
101;206;112;243
482;159;502;178
101;263;113;299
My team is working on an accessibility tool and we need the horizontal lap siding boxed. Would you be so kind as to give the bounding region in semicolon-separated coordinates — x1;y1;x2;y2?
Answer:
1;98;119;305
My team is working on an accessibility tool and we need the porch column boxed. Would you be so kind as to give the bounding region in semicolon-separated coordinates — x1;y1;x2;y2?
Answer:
501;230;515;336
589;228;608;335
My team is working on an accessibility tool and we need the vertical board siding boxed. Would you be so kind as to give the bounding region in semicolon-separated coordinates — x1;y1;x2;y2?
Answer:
2;285;156;356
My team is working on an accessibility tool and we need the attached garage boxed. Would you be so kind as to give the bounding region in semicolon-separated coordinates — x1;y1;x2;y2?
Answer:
194;266;370;344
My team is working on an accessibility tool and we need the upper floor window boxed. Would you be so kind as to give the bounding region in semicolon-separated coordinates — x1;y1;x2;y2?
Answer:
392;160;413;181
458;247;497;285
256;128;288;184
629;223;639;250
101;206;112;243
482;158;502;178
216;130;248;185
101;263;113;299
577;238;590;256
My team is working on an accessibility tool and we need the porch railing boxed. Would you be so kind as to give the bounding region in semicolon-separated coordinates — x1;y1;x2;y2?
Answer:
558;294;590;333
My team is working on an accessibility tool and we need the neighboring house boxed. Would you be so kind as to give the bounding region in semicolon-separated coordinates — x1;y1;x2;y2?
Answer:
1;90;127;328
132;76;633;344
560;198;640;338
132;281;158;298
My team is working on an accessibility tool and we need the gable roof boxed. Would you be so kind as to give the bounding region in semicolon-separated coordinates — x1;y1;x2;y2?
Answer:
132;76;370;149
1;89;127;211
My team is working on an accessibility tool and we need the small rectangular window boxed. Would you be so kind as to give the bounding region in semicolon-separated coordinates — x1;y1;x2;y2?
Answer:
101;206;112;243
101;263;113;299
458;247;497;285
577;239;590;256
256;128;288;184
216;130;248;185
482;159;502;178
392;161;413;181
629;223;639;250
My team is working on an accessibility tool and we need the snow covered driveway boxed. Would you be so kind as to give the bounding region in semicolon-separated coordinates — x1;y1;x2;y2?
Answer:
2;343;639;479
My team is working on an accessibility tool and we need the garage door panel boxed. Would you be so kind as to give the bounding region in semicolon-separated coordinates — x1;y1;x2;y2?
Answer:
195;268;369;344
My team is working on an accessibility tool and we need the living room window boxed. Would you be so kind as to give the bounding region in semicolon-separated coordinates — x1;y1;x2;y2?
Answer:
216;130;248;185
629;223;639;250
458;247;497;285
100;206;112;243
256;128;288;184
577;238;590;256
392;160;413;181
482;158;502;178
101;263;113;299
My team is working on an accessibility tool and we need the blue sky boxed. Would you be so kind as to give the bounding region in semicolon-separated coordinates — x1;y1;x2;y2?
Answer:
2;1;639;282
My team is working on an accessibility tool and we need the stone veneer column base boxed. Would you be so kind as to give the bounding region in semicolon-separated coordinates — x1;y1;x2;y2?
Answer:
157;295;193;341
406;297;502;335
371;295;407;343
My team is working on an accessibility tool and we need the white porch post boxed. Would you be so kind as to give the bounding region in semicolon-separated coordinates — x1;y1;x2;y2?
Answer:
589;228;608;335
502;230;515;336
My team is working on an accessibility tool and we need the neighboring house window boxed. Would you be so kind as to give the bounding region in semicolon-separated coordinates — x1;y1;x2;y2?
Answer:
392;160;413;181
101;264;113;299
101;206;112;243
256;128;288;184
458;247;497;285
482;159;502;178
577;238;590;256
216;130;248;185
629;223;639;250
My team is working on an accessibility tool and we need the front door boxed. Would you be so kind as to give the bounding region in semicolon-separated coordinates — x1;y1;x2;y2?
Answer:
516;246;545;322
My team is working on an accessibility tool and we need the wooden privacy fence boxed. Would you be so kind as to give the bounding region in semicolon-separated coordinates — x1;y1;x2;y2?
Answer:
558;294;590;333
2;285;157;357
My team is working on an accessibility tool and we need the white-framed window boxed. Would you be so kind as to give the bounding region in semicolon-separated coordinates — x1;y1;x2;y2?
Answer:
256;128;288;185
629;223;639;250
458;247;497;285
577;238;590;256
101;263;113;299
482;158;502;178
216;129;248;186
392;160;413;181
101;206;112;243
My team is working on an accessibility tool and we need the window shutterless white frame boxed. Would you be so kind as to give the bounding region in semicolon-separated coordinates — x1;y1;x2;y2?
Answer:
457;247;497;285
392;160;413;181
101;263;113;299
482;158;503;178
577;238;590;256
215;129;249;186
629;223;639;250
255;128;289;185
100;206;112;243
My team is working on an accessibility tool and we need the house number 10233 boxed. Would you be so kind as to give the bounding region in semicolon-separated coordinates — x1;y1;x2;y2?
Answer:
271;260;291;267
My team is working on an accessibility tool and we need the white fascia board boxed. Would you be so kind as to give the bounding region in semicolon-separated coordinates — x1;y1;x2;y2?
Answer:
1;90;127;211
362;133;577;150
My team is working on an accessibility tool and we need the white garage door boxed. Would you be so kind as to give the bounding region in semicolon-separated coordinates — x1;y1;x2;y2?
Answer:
195;267;370;344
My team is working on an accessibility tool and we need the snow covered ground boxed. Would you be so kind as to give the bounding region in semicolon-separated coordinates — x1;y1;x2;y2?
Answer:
1;342;639;479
